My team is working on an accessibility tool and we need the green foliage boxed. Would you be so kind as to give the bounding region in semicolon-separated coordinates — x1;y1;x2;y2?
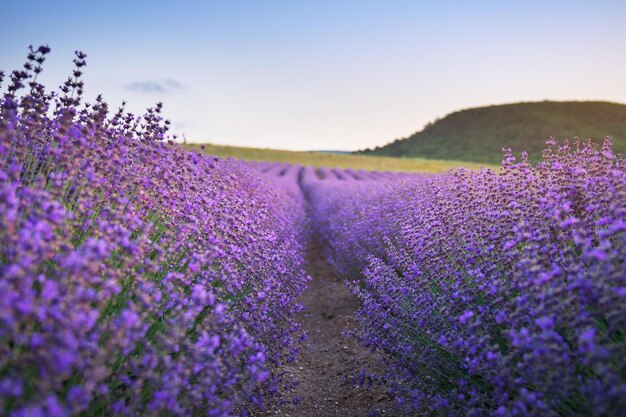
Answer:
362;101;626;164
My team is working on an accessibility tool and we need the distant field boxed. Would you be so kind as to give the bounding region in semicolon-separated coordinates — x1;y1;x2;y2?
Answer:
186;143;493;173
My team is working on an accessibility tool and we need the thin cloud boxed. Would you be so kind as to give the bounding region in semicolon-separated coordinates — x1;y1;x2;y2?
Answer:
126;79;184;94
163;79;183;89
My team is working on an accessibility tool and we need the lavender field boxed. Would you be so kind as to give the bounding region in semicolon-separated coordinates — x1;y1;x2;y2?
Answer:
1;48;625;417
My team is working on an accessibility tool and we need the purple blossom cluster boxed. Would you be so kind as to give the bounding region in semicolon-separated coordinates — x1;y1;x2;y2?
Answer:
0;47;308;416
301;141;626;416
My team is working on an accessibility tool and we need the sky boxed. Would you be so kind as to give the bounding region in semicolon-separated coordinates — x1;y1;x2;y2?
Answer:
2;1;626;151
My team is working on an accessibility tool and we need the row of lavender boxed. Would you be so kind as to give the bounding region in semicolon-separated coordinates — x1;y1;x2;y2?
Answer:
0;48;308;416
299;141;626;416
255;161;415;182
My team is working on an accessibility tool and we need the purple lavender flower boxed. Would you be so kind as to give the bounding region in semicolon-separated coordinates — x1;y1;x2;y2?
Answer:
1;46;309;415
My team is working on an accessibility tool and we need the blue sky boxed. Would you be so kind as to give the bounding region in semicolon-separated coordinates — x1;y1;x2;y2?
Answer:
2;1;626;151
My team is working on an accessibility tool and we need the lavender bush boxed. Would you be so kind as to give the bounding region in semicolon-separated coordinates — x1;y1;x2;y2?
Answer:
0;47;309;416
302;140;626;416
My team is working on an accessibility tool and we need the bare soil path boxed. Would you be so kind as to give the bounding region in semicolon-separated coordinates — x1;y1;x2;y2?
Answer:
260;239;399;417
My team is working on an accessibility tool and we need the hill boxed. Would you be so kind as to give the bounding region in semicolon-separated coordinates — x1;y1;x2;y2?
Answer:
185;143;492;173
359;101;626;165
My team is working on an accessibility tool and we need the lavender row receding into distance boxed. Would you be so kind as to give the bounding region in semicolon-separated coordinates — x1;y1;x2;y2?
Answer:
1;47;310;417
271;140;625;417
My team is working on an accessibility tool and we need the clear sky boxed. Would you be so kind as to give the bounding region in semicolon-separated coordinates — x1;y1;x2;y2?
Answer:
2;1;626;151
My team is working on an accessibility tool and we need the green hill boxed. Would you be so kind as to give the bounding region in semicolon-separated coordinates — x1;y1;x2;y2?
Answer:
359;101;626;165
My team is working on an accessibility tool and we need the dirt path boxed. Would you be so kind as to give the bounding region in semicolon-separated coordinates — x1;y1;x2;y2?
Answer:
262;239;398;417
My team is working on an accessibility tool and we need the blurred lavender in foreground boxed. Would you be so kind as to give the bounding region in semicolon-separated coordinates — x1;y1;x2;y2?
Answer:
0;46;309;416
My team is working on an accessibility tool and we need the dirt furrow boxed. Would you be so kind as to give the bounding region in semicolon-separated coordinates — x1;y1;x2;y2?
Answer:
261;239;397;417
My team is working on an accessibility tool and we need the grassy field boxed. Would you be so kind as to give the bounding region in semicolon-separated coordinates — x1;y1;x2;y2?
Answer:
186;143;494;173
